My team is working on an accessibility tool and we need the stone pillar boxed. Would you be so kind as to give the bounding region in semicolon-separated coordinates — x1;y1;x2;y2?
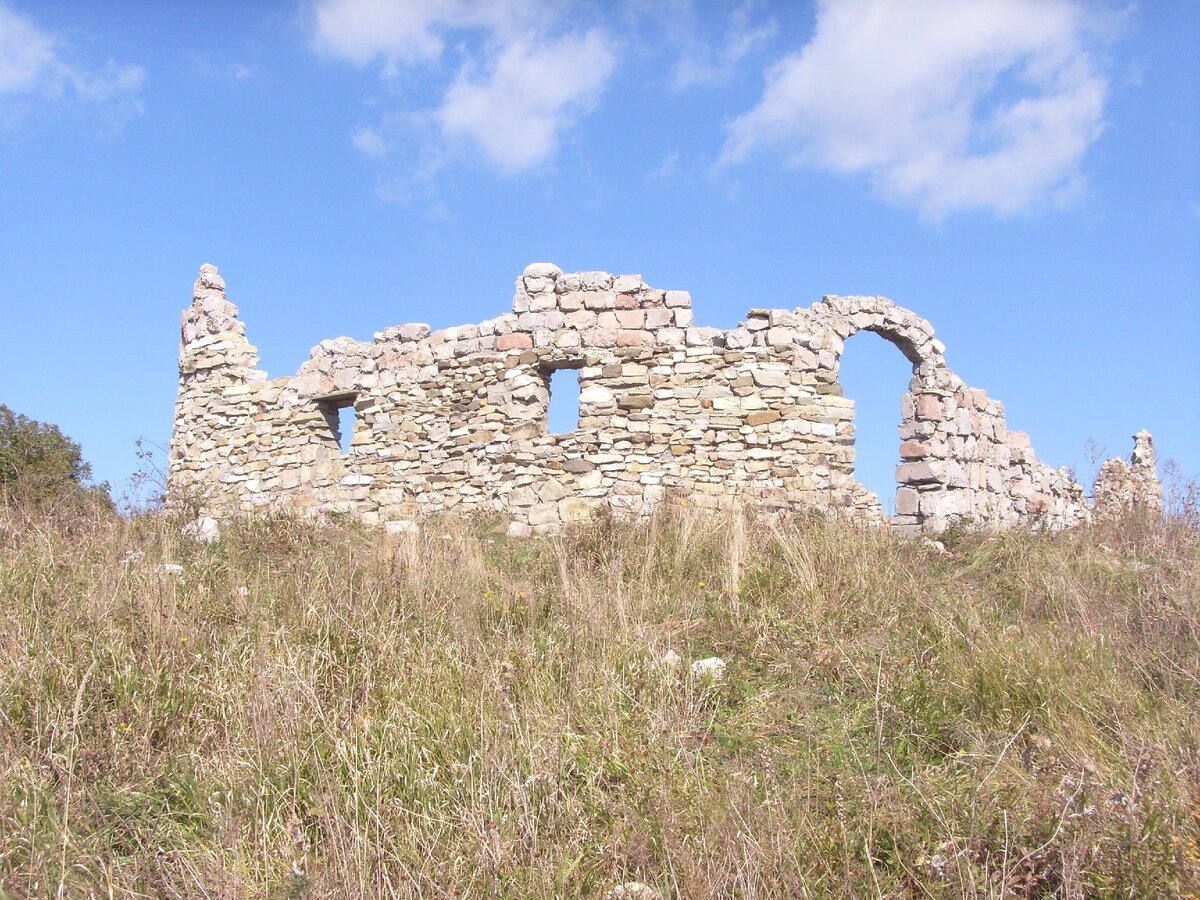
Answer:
1093;430;1163;516
177;264;261;378
168;264;265;510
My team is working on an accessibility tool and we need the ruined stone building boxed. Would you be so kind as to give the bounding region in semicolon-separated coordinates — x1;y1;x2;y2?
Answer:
168;263;1161;535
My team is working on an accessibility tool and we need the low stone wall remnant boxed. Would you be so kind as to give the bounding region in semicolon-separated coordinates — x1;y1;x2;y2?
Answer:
168;263;1161;534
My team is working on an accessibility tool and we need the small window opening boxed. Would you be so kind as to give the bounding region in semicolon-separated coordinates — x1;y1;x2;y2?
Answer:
317;393;357;455
543;364;582;435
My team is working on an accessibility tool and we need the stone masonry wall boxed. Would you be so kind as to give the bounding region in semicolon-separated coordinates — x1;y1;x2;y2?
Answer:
1093;430;1163;517
169;263;1159;535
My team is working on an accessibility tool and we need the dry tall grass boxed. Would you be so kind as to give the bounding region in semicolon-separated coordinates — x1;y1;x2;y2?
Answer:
0;502;1197;897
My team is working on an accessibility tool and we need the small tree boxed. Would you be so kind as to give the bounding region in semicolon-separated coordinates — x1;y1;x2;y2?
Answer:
0;405;112;512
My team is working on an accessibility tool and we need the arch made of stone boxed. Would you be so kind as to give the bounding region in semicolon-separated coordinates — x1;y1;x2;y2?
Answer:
811;295;959;532
817;295;946;373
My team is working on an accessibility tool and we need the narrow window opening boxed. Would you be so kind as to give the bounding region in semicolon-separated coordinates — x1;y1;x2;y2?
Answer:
336;406;357;454
544;364;582;435
317;394;357;455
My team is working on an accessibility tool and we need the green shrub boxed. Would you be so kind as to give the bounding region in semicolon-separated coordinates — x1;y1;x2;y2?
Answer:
0;404;112;513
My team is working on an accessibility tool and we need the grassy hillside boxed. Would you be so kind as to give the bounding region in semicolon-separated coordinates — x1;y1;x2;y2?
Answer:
0;504;1197;897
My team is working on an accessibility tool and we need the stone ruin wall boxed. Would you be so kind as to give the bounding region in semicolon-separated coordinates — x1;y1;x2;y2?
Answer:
168;263;1161;535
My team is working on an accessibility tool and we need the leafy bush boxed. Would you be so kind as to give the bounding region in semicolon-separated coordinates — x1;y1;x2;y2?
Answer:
0;404;112;512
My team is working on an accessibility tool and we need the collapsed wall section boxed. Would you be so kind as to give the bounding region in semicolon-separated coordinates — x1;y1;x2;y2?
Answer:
1093;430;1163;516
168;263;1157;534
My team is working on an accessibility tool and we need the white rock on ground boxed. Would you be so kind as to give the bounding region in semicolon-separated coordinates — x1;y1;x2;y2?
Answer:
605;883;660;900
182;516;221;543
690;657;726;680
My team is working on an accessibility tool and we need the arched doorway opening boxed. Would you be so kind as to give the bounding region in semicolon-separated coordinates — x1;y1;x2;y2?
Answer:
837;330;918;517
815;294;951;533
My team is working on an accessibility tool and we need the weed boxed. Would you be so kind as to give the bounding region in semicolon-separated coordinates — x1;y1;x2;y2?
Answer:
0;504;1196;896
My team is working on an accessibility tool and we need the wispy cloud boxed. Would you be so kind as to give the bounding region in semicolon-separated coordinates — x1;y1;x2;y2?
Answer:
351;123;386;158
436;31;612;172
628;0;775;91
0;2;145;129
671;2;776;91
191;56;255;85
310;0;544;69
646;150;680;183
311;0;449;67
720;0;1111;220
309;0;613;178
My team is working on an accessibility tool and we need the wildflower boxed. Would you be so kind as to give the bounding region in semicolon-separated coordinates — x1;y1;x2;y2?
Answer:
922;852;947;879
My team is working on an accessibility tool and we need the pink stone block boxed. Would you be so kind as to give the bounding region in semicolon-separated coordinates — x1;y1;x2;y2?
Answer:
557;291;584;311
915;395;942;420
497;333;533;351
583;328;619;347
617;329;654;346
565;310;595;328
615;309;646;329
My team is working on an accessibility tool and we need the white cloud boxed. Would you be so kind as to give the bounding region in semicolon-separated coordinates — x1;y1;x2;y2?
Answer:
436;31;613;172
629;0;776;91
671;3;776;90
0;2;145;125
0;4;56;95
351;124;386;157
647;150;680;182
312;0;457;68
720;0;1110;219
309;0;613;175
192;56;255;84
310;0;545;66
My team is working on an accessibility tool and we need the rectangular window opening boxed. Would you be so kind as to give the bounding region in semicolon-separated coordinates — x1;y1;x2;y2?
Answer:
544;364;582;435
317;393;357;455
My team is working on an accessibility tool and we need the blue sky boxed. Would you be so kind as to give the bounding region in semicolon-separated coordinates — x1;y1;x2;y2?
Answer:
1;0;1197;509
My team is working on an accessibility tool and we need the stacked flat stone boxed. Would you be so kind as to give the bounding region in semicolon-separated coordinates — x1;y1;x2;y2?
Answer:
1094;430;1163;516
167;263;1160;535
